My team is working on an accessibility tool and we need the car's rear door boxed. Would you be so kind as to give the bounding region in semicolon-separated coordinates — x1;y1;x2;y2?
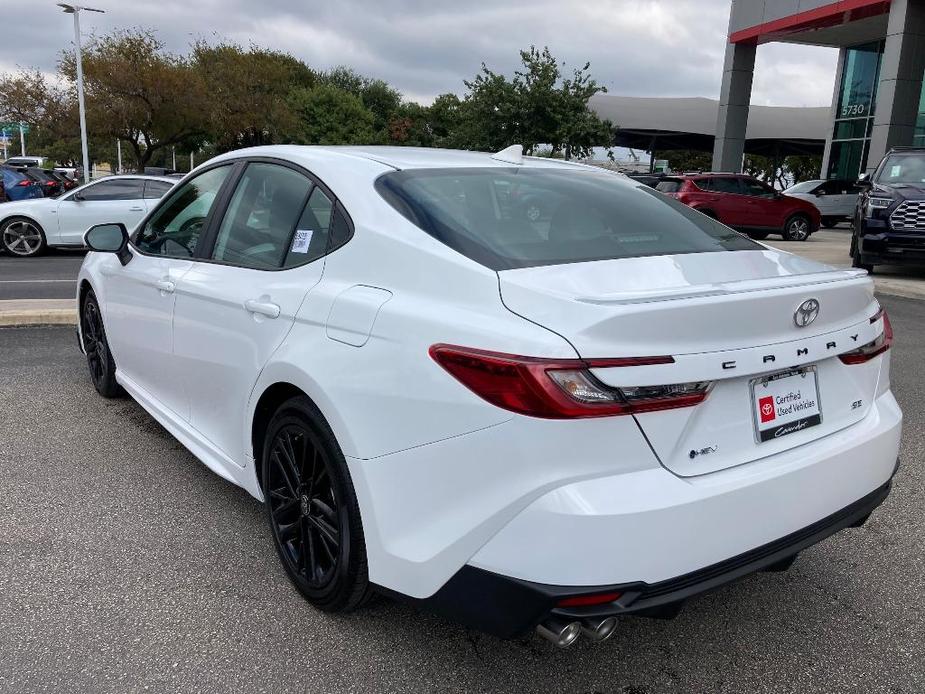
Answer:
737;176;785;227
171;160;344;466
698;177;751;226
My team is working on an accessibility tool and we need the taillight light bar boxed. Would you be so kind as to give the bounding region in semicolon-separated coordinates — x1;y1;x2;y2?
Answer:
429;344;711;419
839;309;893;365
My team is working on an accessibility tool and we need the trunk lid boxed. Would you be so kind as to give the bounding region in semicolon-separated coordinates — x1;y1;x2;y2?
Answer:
499;249;882;476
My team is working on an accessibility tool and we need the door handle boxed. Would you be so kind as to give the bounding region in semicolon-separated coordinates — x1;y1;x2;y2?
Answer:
155;279;175;294
129;206;144;212
245;299;281;319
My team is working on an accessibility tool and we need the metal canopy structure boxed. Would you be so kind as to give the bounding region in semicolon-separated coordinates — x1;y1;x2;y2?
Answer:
589;94;830;158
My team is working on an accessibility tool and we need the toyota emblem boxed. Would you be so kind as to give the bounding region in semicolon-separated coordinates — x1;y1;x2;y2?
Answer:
794;299;820;328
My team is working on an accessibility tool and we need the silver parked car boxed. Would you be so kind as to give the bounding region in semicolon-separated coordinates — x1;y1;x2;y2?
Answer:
784;179;861;228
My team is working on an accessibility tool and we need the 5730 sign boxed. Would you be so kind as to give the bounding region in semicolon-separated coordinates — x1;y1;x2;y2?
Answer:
841;103;867;117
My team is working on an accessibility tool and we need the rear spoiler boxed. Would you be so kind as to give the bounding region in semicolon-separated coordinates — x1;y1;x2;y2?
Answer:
576;269;870;306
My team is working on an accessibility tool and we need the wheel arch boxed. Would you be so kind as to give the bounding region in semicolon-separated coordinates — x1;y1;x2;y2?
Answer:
76;279;95;353
249;379;355;497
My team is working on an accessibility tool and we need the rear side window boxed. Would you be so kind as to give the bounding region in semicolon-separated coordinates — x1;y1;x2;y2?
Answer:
212;162;313;269
375;168;759;271
697;177;741;194
655;180;682;193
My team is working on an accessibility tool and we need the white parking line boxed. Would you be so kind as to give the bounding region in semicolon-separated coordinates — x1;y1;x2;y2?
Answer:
0;279;75;283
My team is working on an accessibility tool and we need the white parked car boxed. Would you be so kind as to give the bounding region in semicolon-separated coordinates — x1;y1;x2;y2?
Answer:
0;174;175;257
76;146;901;647
784;178;861;228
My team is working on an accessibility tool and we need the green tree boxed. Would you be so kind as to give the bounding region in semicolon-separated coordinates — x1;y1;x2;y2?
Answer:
193;42;315;152
660;149;713;173
60;29;208;172
319;67;402;142
287;84;375;145
453;46;612;158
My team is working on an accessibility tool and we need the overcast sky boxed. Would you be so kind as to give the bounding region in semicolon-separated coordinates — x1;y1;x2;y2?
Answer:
0;0;838;107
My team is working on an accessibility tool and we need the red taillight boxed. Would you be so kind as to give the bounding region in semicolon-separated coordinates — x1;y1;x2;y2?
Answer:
16;180;31;187
839;310;893;365
44;181;55;186
557;592;622;608
429;344;710;419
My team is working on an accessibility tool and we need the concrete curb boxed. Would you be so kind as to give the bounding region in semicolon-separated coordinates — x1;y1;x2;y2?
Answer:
0;300;78;327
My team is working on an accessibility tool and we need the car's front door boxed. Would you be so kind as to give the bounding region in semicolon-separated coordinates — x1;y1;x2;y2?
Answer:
103;165;235;419
56;178;148;245
172;161;342;465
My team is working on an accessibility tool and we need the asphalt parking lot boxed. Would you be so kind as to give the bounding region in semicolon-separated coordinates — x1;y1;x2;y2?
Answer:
1;296;923;693
0;250;84;300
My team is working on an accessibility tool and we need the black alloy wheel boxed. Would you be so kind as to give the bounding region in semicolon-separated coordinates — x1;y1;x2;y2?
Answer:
81;290;123;398
263;397;371;612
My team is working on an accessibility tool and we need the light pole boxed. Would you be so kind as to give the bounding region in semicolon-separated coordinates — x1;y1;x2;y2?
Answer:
58;3;104;183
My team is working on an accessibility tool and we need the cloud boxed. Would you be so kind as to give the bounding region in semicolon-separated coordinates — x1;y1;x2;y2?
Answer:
0;0;837;106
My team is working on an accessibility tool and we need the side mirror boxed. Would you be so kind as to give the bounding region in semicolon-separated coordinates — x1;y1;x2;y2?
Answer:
71;192;84;201
815;190;827;196
856;173;872;190
84;223;132;265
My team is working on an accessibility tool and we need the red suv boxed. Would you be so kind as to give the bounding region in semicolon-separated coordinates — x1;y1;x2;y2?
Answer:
656;173;821;241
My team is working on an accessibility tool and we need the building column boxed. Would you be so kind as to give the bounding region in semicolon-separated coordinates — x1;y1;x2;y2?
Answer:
866;0;925;172
820;47;848;178
712;41;756;172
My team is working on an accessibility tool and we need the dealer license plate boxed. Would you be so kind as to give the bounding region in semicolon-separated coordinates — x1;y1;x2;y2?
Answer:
750;367;822;443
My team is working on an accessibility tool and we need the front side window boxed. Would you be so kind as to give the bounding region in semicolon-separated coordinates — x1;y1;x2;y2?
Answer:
211;163;313;269
79;178;145;201
134;165;232;257
376;168;759;271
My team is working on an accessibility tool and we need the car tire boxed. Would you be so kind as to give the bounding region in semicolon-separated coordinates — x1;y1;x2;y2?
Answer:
0;217;47;257
821;217;839;229
262;396;372;613
783;214;811;241
746;231;770;240
81;289;124;398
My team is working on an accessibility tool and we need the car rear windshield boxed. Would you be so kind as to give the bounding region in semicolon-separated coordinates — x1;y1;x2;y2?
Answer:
375;168;759;270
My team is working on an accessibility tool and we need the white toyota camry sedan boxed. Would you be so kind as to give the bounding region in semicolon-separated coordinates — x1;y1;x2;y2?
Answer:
0;174;175;257
76;146;902;647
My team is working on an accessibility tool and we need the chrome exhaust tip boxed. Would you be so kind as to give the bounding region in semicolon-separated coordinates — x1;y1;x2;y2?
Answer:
535;618;582;648
580;616;618;642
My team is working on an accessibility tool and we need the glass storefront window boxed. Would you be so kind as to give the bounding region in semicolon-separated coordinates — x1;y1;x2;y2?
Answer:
915;86;925;147
828;41;883;179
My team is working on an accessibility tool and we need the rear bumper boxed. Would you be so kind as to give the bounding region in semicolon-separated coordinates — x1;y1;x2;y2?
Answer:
384;391;901;638
408;478;893;639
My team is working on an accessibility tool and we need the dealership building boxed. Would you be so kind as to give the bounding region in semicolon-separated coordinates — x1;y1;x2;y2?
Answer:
714;0;925;178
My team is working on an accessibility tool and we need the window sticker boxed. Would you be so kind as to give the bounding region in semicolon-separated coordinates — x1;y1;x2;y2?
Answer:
890;165;902;178
290;229;313;254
